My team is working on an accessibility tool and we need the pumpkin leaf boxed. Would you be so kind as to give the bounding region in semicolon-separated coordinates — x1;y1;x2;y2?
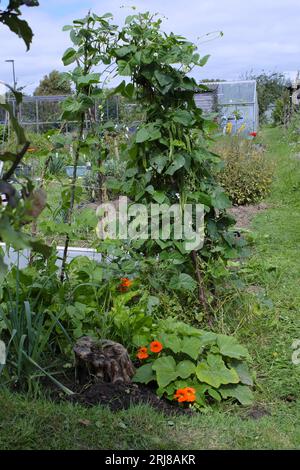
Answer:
195;353;239;388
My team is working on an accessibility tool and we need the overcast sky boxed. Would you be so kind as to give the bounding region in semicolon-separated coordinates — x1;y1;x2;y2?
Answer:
1;0;300;94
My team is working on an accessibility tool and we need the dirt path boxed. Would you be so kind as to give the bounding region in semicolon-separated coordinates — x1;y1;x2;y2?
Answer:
229;202;269;229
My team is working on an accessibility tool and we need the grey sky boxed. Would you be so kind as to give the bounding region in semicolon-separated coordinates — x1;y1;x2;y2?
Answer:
0;0;300;93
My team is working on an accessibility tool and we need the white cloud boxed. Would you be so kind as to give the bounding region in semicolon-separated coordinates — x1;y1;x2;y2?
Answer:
0;0;300;93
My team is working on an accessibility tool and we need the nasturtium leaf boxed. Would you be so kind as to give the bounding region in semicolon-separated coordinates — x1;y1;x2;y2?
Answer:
158;380;186;399
198;331;217;348
176;360;196;379
152;356;178;388
219;384;254;406
158;333;181;354
133;363;155;384
192;382;209;406
158;318;203;339
230;360;253;386
181;336;202;360
132;334;149;347
195;353;239;388
207;388;222;402
217;335;250;360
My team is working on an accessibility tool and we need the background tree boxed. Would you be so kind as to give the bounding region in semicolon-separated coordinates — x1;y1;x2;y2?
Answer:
272;89;292;127
34;70;72;96
244;71;287;122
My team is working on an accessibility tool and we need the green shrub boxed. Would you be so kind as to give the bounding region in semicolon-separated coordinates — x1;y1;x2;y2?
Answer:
215;137;273;205
286;111;300;146
133;317;254;408
0;124;8;143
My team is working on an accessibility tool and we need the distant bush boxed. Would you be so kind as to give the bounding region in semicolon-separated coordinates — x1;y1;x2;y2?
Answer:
244;71;287;122
0;124;8;143
215;137;273;205
286;111;300;145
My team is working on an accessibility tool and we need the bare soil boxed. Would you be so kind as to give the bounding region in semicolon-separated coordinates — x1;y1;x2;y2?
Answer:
67;381;192;415
229;202;269;230
43;370;192;416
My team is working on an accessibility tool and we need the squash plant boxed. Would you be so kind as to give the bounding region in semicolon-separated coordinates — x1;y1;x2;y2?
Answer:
108;12;237;320
133;318;254;407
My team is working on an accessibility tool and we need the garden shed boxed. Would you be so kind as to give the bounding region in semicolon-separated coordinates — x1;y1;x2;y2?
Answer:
195;80;259;134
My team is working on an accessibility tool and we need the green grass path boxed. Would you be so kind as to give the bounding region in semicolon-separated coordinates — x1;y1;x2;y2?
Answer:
1;128;300;450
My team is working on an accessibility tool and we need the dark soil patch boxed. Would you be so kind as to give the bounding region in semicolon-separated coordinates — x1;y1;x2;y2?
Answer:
245;405;270;420
228;202;269;230
42;370;192;416
280;394;297;403
67;381;193;415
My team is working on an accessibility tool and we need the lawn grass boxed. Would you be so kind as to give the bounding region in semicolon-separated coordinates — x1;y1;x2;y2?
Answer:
1;127;300;450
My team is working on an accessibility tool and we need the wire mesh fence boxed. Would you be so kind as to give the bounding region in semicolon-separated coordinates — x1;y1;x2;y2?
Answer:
0;94;126;133
1;81;258;136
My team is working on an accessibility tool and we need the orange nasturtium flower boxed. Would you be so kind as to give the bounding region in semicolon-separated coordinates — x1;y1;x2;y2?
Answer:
174;388;188;403
150;340;163;353
174;387;196;403
184;387;196;402
136;347;149;360
119;277;133;292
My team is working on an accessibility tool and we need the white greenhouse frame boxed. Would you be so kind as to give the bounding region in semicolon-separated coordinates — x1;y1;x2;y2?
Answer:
195;80;259;134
